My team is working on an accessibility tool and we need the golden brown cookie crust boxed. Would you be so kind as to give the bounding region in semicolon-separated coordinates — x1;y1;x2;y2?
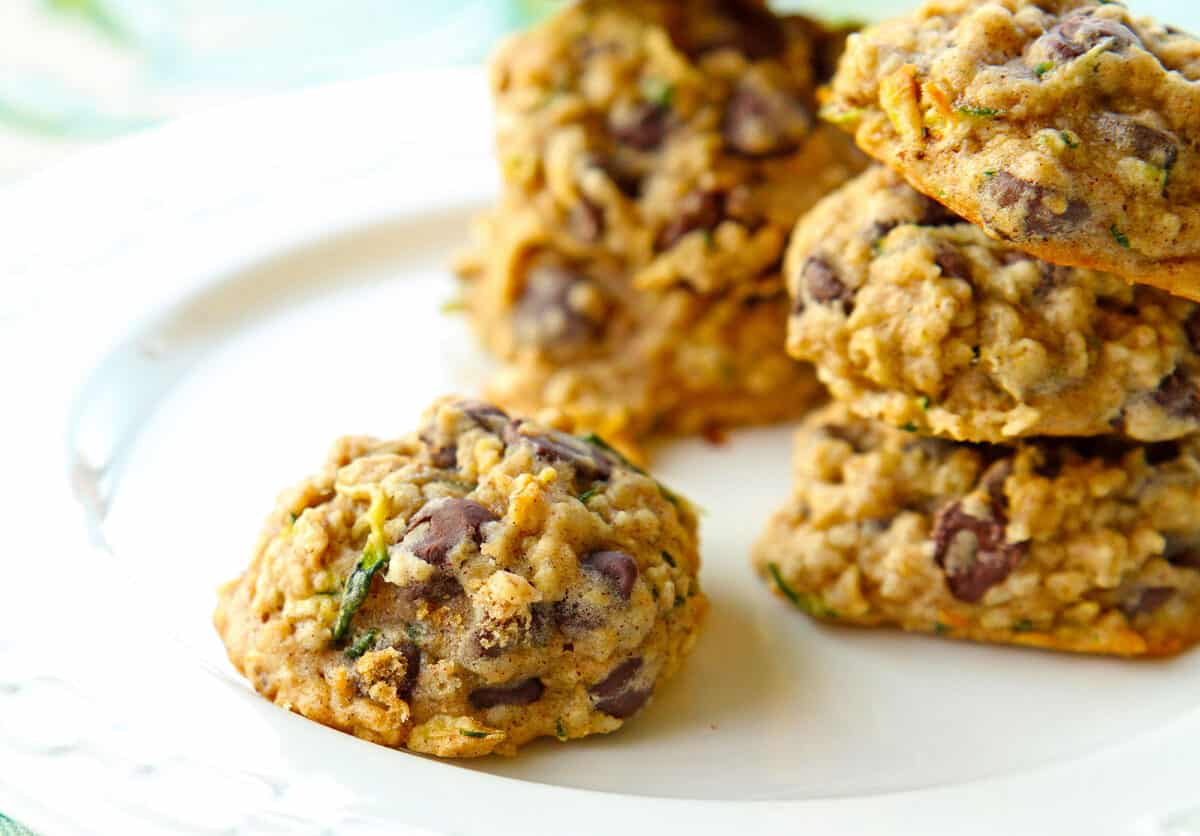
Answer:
822;0;1200;297
785;166;1200;442
215;398;707;757
753;403;1200;658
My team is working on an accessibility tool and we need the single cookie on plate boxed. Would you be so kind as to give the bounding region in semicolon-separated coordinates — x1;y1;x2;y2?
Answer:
752;403;1200;657
786;166;1200;442
456;0;865;449
821;0;1200;298
214;397;706;757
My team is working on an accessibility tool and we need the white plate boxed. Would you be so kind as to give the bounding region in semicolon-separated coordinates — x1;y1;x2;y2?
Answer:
6;60;1200;835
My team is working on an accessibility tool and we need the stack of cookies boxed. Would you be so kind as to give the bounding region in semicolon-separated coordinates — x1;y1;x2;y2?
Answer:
755;0;1200;656
456;0;866;455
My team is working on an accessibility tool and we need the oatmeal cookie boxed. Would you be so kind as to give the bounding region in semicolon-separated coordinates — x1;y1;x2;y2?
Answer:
753;403;1200;657
459;199;825;452
786;167;1200;442
215;398;706;757
822;0;1200;297
457;0;865;448
487;0;866;294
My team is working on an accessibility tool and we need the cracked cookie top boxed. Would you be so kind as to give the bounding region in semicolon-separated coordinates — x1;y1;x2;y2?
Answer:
214;397;705;757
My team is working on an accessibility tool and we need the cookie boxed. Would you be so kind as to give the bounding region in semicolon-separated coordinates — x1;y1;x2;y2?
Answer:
821;0;1200;298
459;199;826;452
214;398;706;757
457;0;864;449
753;403;1200;657
786;166;1200;442
486;0;866;295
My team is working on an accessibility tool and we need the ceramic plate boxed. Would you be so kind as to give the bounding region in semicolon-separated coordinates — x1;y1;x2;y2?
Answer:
6;56;1200;835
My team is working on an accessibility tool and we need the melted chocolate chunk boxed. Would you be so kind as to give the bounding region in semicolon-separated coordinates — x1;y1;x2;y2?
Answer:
802;256;851;311
469;678;545;709
1038;12;1141;61
985;172;1090;239
589;657;651;719
407;499;496;565
723;80;812;157
514;264;601;351
932;502;1028;603
503;421;613;482
1122;586;1174;618
582;550;639;600
1094;113;1178;172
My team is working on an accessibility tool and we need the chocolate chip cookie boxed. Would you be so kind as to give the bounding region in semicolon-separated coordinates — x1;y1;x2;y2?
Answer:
822;0;1200;298
753;403;1200;657
457;0;865;449
786;166;1200;442
215;398;706;757
459;198;826;453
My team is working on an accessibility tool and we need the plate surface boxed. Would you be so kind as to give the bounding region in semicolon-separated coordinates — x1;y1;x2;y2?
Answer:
6;59;1200;835
85;199;1200;803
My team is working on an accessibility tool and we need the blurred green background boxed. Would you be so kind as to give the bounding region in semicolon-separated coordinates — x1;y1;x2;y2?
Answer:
0;0;899;179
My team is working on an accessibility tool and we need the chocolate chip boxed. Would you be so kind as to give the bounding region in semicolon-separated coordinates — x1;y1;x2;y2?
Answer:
1165;536;1200;569
1185;309;1200;353
396;641;421;700
657;190;724;251
984;171;1090;239
1153;368;1200;420
582;550;639;600
610;101;669;150
1039;12;1141;61
469;677;545;709
1093;113;1178;172
457;400;510;434
932;502;1027;603
1122;586;1174;618
723;80;812;157
406;498;496;565
589;657;651;719
514;264;600;350
503;421;613;482
935;247;972;280
802;256;851;311
568;198;604;244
